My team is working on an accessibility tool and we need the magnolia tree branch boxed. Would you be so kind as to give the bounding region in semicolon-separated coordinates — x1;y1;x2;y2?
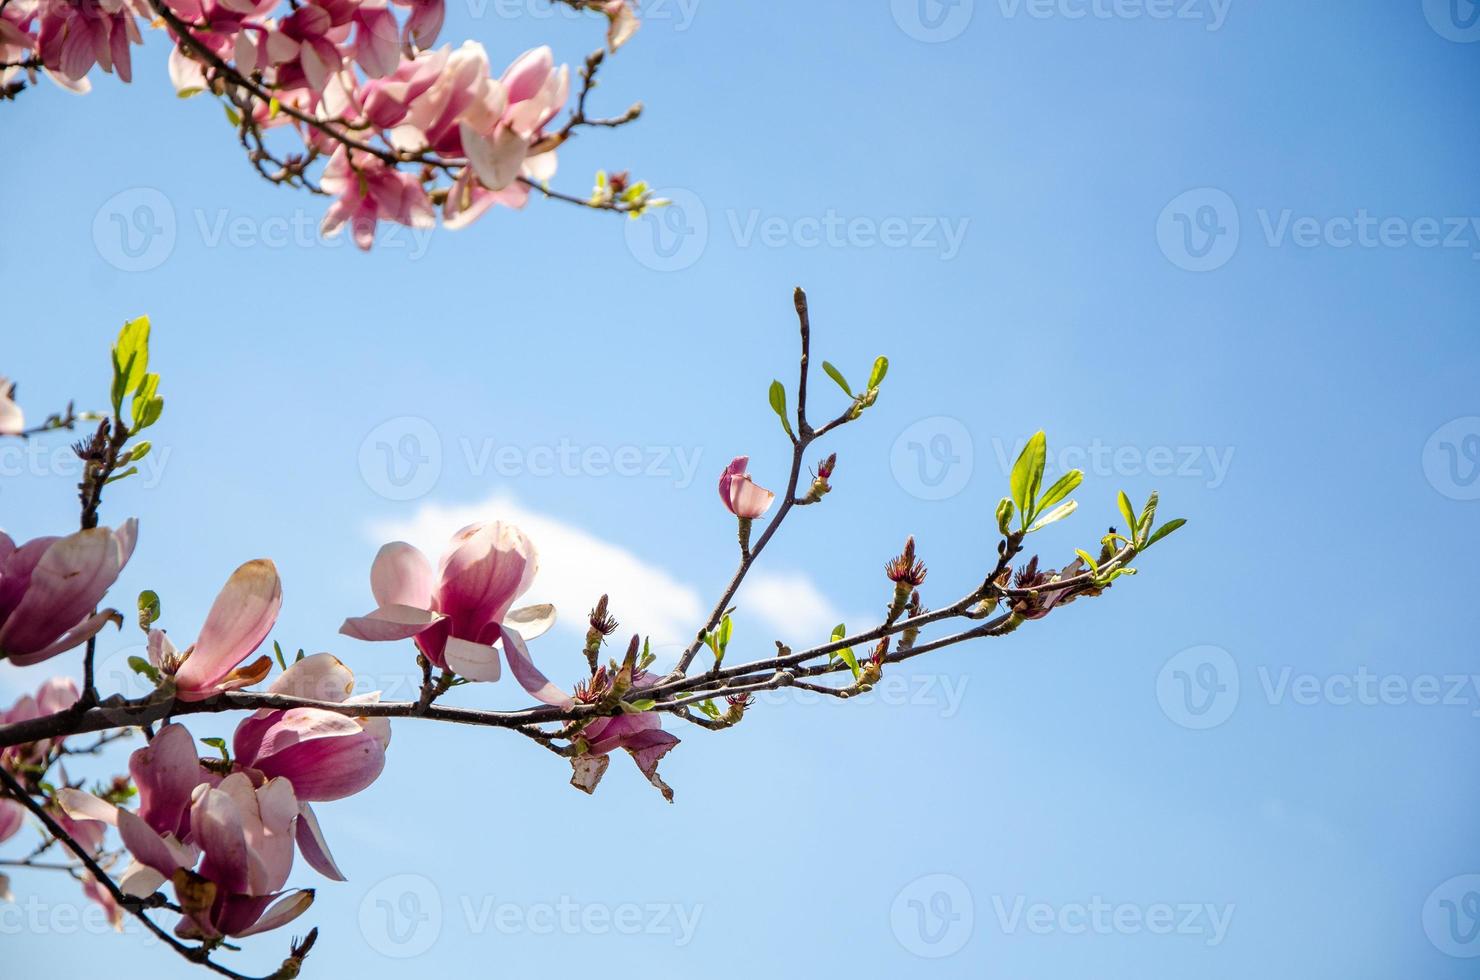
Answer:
0;291;1182;977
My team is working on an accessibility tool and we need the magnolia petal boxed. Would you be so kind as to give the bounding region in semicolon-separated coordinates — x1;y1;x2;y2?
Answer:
6;609;121;667
118;859;167;899
175;560;281;697
499;627;572;707
442;636;501;682
295;803;345;881
369;541;434;608
624;728;680;803
130;723;212;839
234;889;315;938
116;808;182;880
339;603;443;642
192;785;251;895
505;603;555;641
269;652;356;703
569;753;610;795
57;788;118;827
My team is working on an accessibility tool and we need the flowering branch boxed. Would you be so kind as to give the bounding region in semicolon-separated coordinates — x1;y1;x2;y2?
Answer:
0;292;1184;975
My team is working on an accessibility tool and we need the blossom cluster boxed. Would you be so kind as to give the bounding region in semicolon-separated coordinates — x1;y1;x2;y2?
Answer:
0;0;642;248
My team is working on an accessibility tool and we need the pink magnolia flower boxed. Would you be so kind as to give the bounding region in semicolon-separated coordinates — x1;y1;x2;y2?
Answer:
497;630;680;800
603;1;639;51
35;0;142;88
60;726;313;939
0;520;136;666
340;522;555;683
457;45;568;209
163;558;282;701
0;799;23;845
319;146;435;250
0;377;22;436
351;0;399;77
231;653;388;878
357;46;448;129
1;677;80;774
718;456;775;519
393;0;442;49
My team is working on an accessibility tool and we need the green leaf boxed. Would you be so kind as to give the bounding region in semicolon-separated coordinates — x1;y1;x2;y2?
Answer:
995;497;1015;536
137;590;160;630
625;698;656;712
821;360;853;397
1137;491;1160;542
1027;499;1077;533
131;373;161;431
127;656;161;683
1010;431;1048;523
104;466;138;485
829;623;860;680
867;356;889;389
768;380;794;438
1075;549;1100;574
1035;469;1083;515
1117;491;1138;539
715;614;733;661
199;737;229;761
1143;517;1186;549
697;699;721;720
110;316;150;417
273;640;288;672
129;441;152;463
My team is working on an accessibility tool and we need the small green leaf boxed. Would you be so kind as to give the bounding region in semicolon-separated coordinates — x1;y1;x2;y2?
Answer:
128;441;152;463
829;623;860;680
127;656;161;683
1117;491;1138;539
1010;432;1048;523
821;361;853;397
1027;499;1077;533
995;497;1015;536
1143;517;1186;549
1137;491;1160;543
768;380;794;438
625;698;656;712
867;356;889;389
697;699;721;720
200;737;230;761
137;590;160;630
104;466;138;485
1075;549;1100;574
273;640;288;672
1035;469;1083;515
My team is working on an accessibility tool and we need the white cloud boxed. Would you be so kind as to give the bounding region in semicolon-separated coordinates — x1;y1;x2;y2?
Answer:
369;494;706;662
369;495;856;664
737;570;856;642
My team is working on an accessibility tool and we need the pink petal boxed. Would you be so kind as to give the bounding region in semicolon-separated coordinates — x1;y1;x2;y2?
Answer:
175;559;281;697
234;889;315;937
131;723;213;839
499;626;572;707
370;542;434;608
268;652;356;703
339;603;443;641
294;803;345;881
435;522;536;636
442;636;501;682
192;785;251;894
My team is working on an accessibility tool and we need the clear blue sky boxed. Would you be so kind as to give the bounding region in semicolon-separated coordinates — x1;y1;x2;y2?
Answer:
4;1;1480;977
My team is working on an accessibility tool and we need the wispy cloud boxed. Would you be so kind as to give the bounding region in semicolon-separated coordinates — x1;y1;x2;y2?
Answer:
369;494;705;661
369;495;857;664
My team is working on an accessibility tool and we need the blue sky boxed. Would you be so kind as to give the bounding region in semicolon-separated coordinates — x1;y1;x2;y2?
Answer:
4;1;1480;977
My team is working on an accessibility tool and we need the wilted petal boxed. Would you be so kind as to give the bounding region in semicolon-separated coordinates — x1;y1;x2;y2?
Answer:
569;753;609;795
